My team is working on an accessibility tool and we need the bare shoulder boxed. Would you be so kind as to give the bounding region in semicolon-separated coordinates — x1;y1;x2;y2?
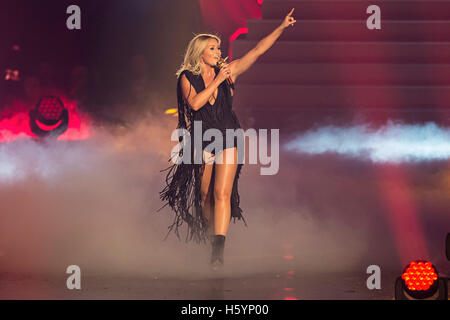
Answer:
180;73;197;100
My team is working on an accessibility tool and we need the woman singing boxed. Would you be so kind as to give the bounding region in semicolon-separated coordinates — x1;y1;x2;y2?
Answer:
159;9;296;270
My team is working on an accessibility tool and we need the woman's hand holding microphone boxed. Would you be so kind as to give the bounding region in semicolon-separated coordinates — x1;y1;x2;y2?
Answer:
216;63;232;84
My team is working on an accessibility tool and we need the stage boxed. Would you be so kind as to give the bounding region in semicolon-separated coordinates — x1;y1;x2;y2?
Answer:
0;0;449;302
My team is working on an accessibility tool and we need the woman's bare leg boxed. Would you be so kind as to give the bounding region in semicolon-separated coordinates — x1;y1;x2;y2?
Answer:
201;151;215;236
213;147;238;236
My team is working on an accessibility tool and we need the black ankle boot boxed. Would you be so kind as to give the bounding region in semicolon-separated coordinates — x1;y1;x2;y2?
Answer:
211;235;226;269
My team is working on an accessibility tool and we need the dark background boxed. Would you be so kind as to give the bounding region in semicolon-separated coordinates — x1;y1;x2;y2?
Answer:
0;0;211;121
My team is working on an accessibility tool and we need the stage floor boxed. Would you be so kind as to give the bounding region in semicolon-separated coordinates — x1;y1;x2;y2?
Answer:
0;270;409;300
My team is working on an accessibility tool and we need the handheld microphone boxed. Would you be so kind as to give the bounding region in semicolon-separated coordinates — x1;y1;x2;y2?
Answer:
216;56;233;86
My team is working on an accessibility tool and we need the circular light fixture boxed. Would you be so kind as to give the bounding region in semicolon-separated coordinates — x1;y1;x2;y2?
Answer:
395;259;448;300
29;96;69;138
401;260;438;299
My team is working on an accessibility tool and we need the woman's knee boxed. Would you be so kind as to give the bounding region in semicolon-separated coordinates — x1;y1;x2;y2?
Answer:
214;188;231;202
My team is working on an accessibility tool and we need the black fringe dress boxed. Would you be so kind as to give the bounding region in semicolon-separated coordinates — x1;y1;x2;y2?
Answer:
158;68;248;244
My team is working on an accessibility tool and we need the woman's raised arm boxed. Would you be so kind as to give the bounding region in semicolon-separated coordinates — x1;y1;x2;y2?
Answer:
229;8;297;82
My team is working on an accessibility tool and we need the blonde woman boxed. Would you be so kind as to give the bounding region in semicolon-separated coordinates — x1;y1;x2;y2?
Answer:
159;9;296;269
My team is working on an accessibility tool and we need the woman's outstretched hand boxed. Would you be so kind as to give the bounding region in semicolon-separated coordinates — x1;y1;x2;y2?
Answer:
280;8;296;29
227;8;296;80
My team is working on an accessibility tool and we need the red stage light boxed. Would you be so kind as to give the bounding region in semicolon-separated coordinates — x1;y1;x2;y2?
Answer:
400;260;439;299
230;27;248;42
29;96;69;138
229;27;249;60
37;97;65;122
0;94;90;143
401;261;437;291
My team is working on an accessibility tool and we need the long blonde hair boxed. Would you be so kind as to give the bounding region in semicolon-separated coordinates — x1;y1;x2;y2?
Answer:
176;33;221;78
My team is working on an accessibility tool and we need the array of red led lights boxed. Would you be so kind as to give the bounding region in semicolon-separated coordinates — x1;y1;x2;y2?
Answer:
401;261;438;291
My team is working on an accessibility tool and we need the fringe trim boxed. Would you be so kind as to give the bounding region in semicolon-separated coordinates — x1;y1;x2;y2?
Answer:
157;153;247;244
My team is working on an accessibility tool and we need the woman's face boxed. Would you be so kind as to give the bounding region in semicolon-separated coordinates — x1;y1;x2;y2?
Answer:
201;38;221;68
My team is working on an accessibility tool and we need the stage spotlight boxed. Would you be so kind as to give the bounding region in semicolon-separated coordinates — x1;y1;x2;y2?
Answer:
394;260;448;300
29;96;69;138
4;69;20;81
